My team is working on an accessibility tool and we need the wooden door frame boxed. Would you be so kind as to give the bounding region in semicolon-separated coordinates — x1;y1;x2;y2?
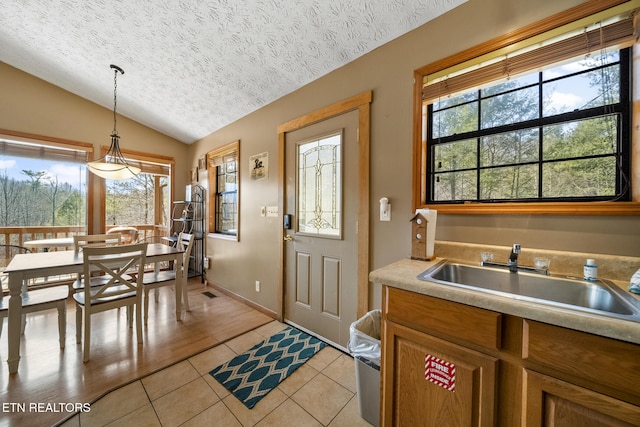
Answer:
277;91;372;321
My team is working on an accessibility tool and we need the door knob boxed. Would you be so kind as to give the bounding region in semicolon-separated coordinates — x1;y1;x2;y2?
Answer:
284;234;293;241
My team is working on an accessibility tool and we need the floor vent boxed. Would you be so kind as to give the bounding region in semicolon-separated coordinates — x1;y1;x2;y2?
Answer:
202;291;217;299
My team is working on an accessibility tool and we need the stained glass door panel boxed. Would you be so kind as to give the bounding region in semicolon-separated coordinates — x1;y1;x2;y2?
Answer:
296;132;342;238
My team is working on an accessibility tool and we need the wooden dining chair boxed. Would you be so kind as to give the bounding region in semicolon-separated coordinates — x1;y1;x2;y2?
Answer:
142;232;194;324
0;245;68;348
107;227;139;244
135;235;172;274
73;233;122;250
73;243;147;362
72;233;129;291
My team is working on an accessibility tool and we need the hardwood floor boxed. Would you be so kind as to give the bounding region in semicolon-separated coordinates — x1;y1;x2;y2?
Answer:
0;278;274;427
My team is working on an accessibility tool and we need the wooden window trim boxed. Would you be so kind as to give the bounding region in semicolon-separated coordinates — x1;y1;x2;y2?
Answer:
207;140;240;240
97;146;175;233
413;0;640;215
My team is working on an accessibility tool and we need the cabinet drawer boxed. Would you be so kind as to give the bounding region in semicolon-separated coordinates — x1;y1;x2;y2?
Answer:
384;286;502;350
524;320;640;404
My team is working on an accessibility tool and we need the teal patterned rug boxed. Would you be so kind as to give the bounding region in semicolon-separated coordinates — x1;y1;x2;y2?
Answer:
210;326;327;409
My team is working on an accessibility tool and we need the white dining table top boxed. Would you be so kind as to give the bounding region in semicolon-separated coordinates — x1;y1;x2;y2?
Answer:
5;243;183;274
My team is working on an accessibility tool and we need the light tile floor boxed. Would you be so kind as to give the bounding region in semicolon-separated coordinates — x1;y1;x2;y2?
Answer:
59;321;375;427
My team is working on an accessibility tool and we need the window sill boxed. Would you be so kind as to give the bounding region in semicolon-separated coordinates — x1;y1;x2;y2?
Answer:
422;201;640;216
207;233;238;241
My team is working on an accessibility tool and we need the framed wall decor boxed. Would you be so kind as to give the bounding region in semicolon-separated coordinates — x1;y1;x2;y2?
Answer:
190;167;198;183
250;151;268;180
198;156;207;171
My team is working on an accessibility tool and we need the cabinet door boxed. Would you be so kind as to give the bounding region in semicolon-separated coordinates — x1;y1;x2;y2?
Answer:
524;369;640;427
382;321;497;427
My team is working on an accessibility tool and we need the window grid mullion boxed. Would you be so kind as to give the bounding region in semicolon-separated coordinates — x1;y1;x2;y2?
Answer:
476;89;481;199
538;71;544;199
425;48;629;203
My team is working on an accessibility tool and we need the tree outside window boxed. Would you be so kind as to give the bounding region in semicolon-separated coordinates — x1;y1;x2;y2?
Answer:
426;49;629;203
0;137;89;241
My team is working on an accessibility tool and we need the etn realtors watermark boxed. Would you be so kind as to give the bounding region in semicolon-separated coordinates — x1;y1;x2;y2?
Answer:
2;402;91;413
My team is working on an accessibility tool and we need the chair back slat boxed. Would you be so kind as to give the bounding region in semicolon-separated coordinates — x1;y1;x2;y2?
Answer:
82;243;147;303
74;234;122;250
176;233;195;269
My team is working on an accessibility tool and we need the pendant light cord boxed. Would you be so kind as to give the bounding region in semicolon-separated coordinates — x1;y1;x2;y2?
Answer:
110;64;124;137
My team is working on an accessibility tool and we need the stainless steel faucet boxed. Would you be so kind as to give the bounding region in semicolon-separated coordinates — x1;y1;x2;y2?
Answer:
481;243;549;275
508;244;521;272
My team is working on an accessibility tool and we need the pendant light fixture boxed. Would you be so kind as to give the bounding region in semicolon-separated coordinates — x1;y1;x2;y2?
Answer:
87;64;140;180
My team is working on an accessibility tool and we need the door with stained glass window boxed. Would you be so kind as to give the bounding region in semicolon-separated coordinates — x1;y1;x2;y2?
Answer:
284;110;359;349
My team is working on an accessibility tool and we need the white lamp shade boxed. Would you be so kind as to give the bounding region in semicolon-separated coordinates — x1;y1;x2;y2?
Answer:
87;161;141;180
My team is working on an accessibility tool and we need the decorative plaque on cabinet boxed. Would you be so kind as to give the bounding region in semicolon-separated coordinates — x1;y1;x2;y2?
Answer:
425;354;456;392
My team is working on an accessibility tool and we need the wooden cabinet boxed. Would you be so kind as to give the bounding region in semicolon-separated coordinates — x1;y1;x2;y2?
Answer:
524;370;640;427
381;286;640;427
383;321;497;426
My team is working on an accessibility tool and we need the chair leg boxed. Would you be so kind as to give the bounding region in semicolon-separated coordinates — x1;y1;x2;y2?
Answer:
83;307;90;363
144;288;150;325
135;302;142;345
127;306;133;328
182;277;190;312
76;305;82;343
57;301;66;349
154;288;159;303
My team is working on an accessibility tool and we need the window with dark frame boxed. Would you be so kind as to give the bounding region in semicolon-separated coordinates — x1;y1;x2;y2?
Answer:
214;158;238;235
207;141;239;238
419;12;636;208
426;48;630;203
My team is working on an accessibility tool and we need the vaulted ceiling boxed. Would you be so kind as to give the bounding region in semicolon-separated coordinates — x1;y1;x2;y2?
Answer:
1;0;466;144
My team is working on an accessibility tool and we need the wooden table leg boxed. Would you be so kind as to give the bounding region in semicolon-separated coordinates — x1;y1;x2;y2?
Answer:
7;272;24;374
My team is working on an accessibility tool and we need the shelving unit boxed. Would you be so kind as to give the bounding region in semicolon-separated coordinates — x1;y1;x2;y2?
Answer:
169;184;205;282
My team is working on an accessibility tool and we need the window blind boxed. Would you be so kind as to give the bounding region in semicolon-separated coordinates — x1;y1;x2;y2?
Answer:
122;159;170;176
208;150;237;167
422;16;636;104
108;147;173;176
0;138;89;163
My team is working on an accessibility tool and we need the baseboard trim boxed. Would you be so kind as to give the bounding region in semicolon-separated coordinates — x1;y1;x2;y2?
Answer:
207;282;278;320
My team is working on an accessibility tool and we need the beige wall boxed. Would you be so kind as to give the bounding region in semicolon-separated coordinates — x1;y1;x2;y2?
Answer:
0;62;189;231
2;0;638;316
190;0;640;313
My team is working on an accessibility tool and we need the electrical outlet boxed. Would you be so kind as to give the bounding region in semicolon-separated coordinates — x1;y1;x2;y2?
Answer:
203;257;210;269
255;280;261;292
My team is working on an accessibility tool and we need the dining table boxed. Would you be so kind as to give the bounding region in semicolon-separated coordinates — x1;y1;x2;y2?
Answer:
4;242;185;374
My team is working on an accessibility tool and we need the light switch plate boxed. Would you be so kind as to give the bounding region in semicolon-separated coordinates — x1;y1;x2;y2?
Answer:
266;206;278;217
380;203;391;221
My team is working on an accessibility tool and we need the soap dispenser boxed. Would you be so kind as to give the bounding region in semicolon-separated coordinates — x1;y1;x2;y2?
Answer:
584;259;598;281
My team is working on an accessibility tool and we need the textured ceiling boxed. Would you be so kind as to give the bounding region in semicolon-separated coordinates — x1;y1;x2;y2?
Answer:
1;0;466;144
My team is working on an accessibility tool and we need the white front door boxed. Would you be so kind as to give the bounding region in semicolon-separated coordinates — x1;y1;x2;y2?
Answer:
284;109;359;349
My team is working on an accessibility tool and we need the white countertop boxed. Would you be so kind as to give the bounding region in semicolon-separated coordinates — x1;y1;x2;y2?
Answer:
370;257;640;345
